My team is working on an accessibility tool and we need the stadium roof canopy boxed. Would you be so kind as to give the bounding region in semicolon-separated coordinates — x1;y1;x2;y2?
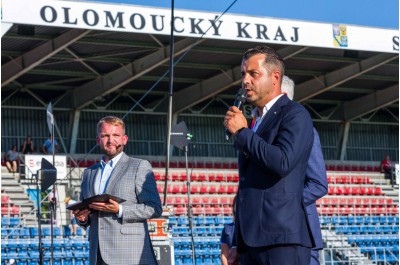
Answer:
1;0;399;124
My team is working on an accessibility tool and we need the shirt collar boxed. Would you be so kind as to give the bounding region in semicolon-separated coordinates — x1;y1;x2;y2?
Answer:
100;152;123;168
251;94;284;119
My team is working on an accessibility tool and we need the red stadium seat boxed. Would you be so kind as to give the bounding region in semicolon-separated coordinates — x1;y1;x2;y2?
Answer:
213;206;223;215
226;174;234;182
174;206;187;215
211;197;220;204
336;186;344;195
198;173;207;182
1;196;10;204
229;185;238;194
192;206;205;215
208;174;216;182
374;187;382;195
181;185;188;194
166;197;175;205
196;161;205;168
172;173;180;181
200;185;209;194
351;186;360;195
201;197;210;204
190;173;199;182
215;174;225;182
223;205;232;215
218;185;227;194
180;174;187;182
204;206;214;215
190;185;200;194
191;196;202;205
343;186;351;195
208;185;218;194
222;162;230;169
153;172;161;181
172;185;181;194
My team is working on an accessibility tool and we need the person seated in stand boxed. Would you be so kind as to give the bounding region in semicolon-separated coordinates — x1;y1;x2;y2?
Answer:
220;195;237;265
380;154;393;184
21;135;35;154
41;134;59;154
4;145;19;173
380;154;392;174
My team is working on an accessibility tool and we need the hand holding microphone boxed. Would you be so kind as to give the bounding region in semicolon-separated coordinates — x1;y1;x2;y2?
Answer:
224;87;248;141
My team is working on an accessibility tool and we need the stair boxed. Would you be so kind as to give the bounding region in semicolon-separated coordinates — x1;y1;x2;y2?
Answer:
1;167;37;226
367;173;399;204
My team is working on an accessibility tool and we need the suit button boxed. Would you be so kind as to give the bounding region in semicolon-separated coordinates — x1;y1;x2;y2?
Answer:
240;178;245;182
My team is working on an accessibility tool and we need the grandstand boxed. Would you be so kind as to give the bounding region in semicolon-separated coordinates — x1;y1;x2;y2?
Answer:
1;159;398;264
1;0;399;264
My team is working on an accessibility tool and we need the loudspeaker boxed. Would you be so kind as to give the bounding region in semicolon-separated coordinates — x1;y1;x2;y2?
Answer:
152;240;174;265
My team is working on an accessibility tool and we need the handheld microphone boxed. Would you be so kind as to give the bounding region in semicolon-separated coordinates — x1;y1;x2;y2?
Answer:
225;87;247;141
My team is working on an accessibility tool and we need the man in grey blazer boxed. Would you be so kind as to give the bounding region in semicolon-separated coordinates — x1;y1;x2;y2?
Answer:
74;116;162;265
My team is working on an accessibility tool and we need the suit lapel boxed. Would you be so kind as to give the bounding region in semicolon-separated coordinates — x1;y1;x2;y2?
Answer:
256;95;289;135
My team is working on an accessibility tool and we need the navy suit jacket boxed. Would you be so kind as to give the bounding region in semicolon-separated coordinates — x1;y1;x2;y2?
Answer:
233;95;314;249
304;128;328;250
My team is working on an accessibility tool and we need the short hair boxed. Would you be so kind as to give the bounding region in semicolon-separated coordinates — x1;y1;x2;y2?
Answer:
242;46;285;80
281;75;295;100
97;116;125;135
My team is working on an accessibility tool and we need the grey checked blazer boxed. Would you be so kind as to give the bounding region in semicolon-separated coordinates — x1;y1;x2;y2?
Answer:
78;153;162;265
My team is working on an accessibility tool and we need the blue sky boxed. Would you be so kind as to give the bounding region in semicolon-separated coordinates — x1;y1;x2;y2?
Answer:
92;0;399;29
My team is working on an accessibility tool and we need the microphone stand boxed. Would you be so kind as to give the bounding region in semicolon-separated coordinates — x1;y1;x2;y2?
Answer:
49;188;56;265
34;170;44;265
183;145;196;265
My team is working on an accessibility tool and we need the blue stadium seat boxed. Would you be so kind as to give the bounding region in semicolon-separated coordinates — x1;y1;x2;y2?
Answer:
177;216;189;226
169;216;178;226
19;227;31;238
18;238;30;248
29;227;39;238
18;249;29;259
42;227;51;237
2;217;11;227
8;228;20;238
214;216;224;226
1;239;8;250
331;216;340;225
1;228;8;239
10;217;20;227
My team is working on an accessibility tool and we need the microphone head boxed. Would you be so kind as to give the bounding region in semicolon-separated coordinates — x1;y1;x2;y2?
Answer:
234;87;247;109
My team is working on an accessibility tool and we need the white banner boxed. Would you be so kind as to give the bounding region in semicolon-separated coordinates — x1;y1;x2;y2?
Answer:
24;155;67;180
395;164;399;185
1;0;398;53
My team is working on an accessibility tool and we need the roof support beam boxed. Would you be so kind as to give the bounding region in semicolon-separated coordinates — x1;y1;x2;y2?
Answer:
64;38;201;109
1;29;90;87
167;46;307;114
343;84;399;121
294;53;399;102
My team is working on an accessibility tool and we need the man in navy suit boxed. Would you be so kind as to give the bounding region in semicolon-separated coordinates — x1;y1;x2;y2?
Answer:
282;75;328;265
224;46;314;265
